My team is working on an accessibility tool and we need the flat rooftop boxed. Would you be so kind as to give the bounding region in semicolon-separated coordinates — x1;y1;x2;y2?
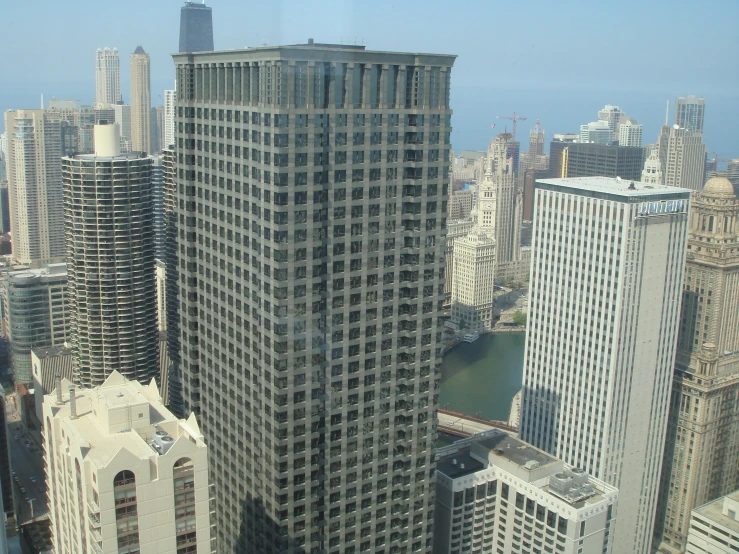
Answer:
437;447;485;479
537;176;691;200
477;432;555;468
694;490;739;533
31;345;72;359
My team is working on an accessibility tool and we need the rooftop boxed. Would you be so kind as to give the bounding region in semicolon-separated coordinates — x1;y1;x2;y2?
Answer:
31;345;72;359
477;432;556;469
437;447;485;479
537;176;691;199
694;490;739;533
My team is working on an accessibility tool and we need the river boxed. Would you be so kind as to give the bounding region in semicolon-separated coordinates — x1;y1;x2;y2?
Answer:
439;332;525;422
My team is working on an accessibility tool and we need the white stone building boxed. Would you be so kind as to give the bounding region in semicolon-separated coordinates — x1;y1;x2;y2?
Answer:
44;371;212;554
686;490;739;553
520;176;691;554
95;47;122;108
433;431;618;554
642;148;663;184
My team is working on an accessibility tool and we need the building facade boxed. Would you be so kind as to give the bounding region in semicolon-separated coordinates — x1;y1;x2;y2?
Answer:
164;88;177;149
675;95;705;134
0;264;69;384
657;124;707;191
686;490;739;553
562;143;645;182
172;44;455;553
519;176;691;553
179;1;215;53
654;176;739;553
44;371;212;554
30;344;72;420
130;47;152;153
62;124;159;388
4;109;66;265
618;120;642;147
95;47;122;107
642;148;663;184
433;431;618;554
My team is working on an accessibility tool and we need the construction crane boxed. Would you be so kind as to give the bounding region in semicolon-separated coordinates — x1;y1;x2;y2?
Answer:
707;152;735;174
496;112;527;143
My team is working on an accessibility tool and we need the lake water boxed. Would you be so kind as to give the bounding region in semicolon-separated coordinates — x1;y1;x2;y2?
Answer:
439;332;525;422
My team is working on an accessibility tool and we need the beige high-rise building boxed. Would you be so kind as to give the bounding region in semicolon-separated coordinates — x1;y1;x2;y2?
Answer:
95;47;122;107
642;148;663;184
657;124;707;191
130;46;151;153
4;109;65;265
654;176;739;554
44;371;212;554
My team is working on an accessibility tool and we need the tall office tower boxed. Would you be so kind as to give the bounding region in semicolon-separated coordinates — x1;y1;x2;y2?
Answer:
0;183;9;234
179;1;214;52
94;46;122;107
685;490;739;553
548;134;578;178
0;264;69;384
618;119;642;147
519;176;691;554
675;95;705;134
152;155;166;260
444;218;476;304
173;44;455;553
579;120;613;144
62;124;159;388
562;143;646;182
597;104;625;134
657;124;707;191
641;148;663;184
151;105;165;154
487;133;521;282
433;431;619;554
44;372;212;554
448;188;473;220
161;147;183;415
653;177;739;554
113;103;133;152
130;46;152;153
518;121;549;175
450;171;497;333
164;88;177;148
4;109;66;265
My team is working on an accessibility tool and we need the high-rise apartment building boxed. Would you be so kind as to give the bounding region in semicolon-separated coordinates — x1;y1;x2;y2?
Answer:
172;43;455;553
62;124;159;388
179;1;214;53
675;95;705;134
579;120;613;144
113;103;133;151
151;105;165;154
130;46;152;153
685;490;739;553
0;183;10;234
44;371;212;554
95;46;122;107
433;431;619;554
0;264;69;384
562;143;645;182
520;176;691;554
4;109;66;265
618;119;643;147
656;124;706;191
654;176;739;554
164;88;177;148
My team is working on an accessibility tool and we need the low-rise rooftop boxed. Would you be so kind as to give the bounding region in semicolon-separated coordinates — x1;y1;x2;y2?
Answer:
537;176;691;199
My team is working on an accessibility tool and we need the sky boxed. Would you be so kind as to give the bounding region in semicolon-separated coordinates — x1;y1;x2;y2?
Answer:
1;0;738;158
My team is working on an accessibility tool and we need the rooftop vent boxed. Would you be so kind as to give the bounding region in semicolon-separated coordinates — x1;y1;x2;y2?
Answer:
152;430;175;454
524;460;541;470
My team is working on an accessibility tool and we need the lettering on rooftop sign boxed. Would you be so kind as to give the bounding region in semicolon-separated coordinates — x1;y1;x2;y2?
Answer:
637;199;687;217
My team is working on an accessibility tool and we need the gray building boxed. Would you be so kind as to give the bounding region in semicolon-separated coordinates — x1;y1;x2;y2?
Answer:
172;43;455;553
179;1;214;53
0;264;69;384
30;344;72;420
675;95;705;134
562;142;645;182
62;123;159;388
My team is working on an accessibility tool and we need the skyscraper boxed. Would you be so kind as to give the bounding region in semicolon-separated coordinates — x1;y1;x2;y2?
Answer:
675;95;705;134
653;177;739;554
94;46;122;107
4;109;66;265
62;123;159;388
179;1;214;53
164;88;177;148
618;119;643;147
562;142;645;182
579;120;613;144
520;176;691;554
641;148;663;184
113;103;132;151
130;46;151;153
657;124;706;191
172;43;455;553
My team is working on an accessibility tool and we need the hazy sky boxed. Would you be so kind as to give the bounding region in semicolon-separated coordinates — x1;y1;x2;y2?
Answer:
2;0;738;157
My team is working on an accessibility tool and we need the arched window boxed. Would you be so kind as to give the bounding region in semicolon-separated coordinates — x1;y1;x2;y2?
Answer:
114;470;136;487
173;457;197;552
114;470;139;551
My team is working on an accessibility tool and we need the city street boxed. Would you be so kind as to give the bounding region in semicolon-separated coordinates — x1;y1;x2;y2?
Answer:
5;395;48;524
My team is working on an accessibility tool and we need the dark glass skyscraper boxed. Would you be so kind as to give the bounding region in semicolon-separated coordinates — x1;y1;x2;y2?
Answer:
179;1;214;53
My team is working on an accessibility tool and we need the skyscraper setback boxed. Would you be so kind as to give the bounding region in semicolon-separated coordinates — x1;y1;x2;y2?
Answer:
95;46;122;107
130;46;151;153
520;177;690;553
62;123;159;388
172;44;455;553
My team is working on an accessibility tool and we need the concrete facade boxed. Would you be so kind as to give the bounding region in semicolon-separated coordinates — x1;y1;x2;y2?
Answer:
657;124;707;191
654;177;739;554
520;177;691;554
675;96;705;134
433;431;618;554
31;344;72;420
130;47;151;153
562;143;645;182
686;490;739;553
95;47;122;108
172;44;455;553
44;371;212;554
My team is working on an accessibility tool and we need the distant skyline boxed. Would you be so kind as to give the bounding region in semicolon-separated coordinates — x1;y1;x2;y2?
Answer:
2;0;738;158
